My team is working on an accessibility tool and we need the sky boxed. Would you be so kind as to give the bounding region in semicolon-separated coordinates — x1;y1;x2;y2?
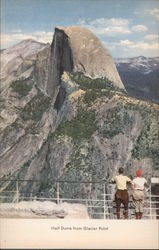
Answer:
1;0;159;58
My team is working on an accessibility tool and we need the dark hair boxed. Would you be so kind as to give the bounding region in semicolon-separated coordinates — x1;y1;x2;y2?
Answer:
118;167;124;174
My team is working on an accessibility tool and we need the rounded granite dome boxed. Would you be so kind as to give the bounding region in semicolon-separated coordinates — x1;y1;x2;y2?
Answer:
55;26;124;89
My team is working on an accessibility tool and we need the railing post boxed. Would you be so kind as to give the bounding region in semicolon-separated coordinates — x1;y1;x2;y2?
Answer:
57;181;60;204
150;182;152;219
103;180;106;219
30;192;33;201
16;180;19;203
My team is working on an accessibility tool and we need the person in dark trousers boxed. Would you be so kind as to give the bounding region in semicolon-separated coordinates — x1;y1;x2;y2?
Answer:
112;167;133;219
132;169;147;219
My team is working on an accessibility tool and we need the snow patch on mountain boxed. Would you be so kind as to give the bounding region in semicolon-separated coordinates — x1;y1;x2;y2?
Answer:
115;56;159;74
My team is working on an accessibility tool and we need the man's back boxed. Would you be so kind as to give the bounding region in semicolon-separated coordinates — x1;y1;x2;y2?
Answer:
113;175;131;190
112;167;131;219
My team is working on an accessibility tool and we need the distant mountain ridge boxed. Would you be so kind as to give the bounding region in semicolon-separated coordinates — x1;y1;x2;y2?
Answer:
115;56;159;103
115;56;159;73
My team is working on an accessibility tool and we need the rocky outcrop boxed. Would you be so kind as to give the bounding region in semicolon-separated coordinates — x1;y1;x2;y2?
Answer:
47;26;124;97
0;39;56;178
34;44;51;93
0;201;89;218
0;39;48;93
0;40;52;134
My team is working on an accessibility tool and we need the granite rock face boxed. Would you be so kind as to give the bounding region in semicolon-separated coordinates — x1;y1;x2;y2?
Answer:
0;39;48;93
34;44;51;93
0;40;57;178
47;26;124;97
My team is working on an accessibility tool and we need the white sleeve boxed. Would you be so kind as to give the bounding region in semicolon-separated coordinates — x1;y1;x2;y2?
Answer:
111;177;116;182
111;177;114;182
126;176;131;182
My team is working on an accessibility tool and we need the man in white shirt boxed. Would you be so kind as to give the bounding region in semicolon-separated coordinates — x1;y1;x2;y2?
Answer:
132;169;147;219
111;167;133;219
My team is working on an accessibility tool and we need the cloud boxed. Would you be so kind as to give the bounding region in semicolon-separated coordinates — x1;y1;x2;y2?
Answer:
117;39;159;57
103;40;159;57
78;18;131;37
120;39;158;50
1;31;53;49
103;26;131;36
88;18;130;27
129;42;158;50
12;29;23;33
34;31;53;44
145;34;159;42
132;25;148;32
78;18;149;37
148;8;159;20
120;40;133;46
135;8;159;20
1;34;36;46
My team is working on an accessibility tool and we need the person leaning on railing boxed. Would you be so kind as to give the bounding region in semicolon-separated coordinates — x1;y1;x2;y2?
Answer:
132;169;148;219
111;167;133;219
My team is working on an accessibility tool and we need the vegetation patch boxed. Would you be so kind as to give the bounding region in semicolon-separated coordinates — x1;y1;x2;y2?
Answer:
65;142;87;171
125;102;152;117
132;114;159;169
83;89;114;105
55;108;97;140
70;72;123;92
69;72;125;105
124;101;159;169
10;119;23;130
20;89;51;121
100;107;133;139
11;78;34;97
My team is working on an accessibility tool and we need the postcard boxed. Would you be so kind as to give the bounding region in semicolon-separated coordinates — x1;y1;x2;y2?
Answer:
0;0;159;249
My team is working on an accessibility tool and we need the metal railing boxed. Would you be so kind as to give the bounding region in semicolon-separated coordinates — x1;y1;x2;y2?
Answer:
0;179;159;219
